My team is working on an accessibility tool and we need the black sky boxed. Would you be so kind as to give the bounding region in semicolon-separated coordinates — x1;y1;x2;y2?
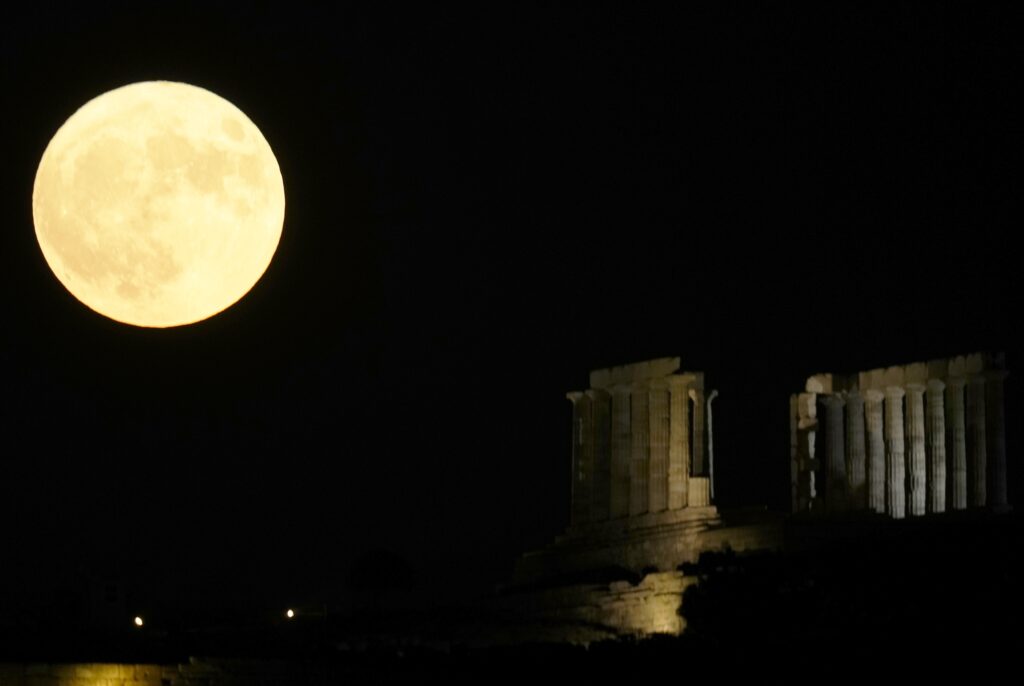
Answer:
1;2;1019;623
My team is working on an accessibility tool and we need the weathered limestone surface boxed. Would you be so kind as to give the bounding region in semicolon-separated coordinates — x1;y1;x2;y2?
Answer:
588;389;611;522
925;379;946;514
947;377;968;511
629;385;650;517
648;381;669;513
689;388;706;476
822;394;847;511
610;385;631;519
864;389;886;514
884;386;906;519
845;390;866;508
668;376;691;510
792;352;1008;519
905;383;927;517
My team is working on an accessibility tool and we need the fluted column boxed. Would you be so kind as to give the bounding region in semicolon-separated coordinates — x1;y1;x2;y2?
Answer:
885;386;906;519
865;390;886;514
647;380;670;513
689;388;706;476
629;382;650;516
609;384;632;519
587;389;611;522
946;377;968;511
707;390;719;500
967;376;987;508
986;370;1009;511
845;390;866;508
668;377;690;510
566;392;589;526
925;379;947;514
822;394;847;512
796;392;820;512
905;383;927;516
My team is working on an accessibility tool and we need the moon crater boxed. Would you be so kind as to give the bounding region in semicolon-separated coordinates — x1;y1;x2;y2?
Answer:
33;81;285;327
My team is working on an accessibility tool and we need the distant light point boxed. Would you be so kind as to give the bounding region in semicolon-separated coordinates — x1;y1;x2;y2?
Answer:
286;608;295;619
134;616;144;627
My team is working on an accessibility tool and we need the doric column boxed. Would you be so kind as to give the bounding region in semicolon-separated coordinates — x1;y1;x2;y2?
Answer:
707;390;719;500
885;386;906;519
586;388;611;522
905;383;927;517
986;370;1009;511
647;380;670;513
629;382;650;517
925;379;947;514
822;394;847;512
796;392;820;512
689;388;706;476
864;390;886;514
566;392;590;526
967;376;987;508
609;384;632;519
845;390;866;509
946;377;968;511
668;376;691;510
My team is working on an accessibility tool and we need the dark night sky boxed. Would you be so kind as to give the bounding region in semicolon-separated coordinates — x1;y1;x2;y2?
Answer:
1;3;1019;623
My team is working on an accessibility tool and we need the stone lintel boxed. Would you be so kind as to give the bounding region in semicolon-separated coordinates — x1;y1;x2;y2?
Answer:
590;357;681;389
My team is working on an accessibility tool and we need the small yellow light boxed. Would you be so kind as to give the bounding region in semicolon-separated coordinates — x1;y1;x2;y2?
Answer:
286;609;295;619
134;616;144;627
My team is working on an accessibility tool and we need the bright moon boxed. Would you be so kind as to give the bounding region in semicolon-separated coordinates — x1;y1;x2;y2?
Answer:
32;81;285;327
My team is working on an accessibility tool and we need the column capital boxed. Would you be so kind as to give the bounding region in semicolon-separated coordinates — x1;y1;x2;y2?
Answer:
688;388;703;402
647;378;669;391
946;375;967;390
822;393;846;408
905;383;927;394
667;375;691;391
864;389;885;403
585;388;609;400
926;378;946;393
845;388;863;402
566;391;585;403
885;385;906;399
610;383;632;396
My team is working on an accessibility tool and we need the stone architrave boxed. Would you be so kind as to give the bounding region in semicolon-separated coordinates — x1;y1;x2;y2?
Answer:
822;394;847;511
925;379;947;514
986;370;1009;511
667;376;691;510
630;383;650;517
689;388;706;476
587;388;612;522
647;380;670;513
946;377;968;511
864;390;886;514
967;376;987;508
884;386;906;519
845;390;866;508
905;383;927;517
609;385;632;519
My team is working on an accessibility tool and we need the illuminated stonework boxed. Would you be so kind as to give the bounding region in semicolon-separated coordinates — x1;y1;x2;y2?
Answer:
512;359;781;640
565;357;715;528
790;352;1010;516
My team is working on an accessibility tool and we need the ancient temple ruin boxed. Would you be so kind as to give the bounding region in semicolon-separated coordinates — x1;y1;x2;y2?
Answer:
516;357;774;583
790;352;1009;517
565;357;715;527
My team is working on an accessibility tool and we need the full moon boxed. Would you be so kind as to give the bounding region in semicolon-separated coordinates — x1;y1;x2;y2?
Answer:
32;81;285;327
